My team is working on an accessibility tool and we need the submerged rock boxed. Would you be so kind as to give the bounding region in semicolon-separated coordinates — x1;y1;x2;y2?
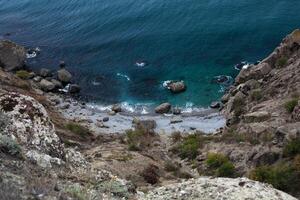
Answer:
155;103;171;114
168;81;186;93
172;107;181;115
0;40;26;71
68;84;81;93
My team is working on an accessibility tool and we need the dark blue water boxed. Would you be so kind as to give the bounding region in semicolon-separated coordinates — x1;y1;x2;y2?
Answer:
0;0;299;112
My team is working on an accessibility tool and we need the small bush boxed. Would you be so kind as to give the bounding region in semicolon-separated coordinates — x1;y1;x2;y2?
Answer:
0;135;22;156
126;128;149;151
276;57;288;68
249;164;299;193
65;123;90;138
206;153;235;177
170;131;182;143
16;70;31;79
293;155;300;173
178;134;203;160
65;185;90;200
250;89;263;101
216;161;235;177
141;164;159;185
284;99;298;113
283;139;300;157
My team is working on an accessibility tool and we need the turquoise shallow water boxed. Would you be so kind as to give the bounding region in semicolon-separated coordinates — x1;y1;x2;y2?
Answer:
0;0;299;113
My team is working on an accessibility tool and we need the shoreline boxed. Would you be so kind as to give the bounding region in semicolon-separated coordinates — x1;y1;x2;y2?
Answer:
48;93;226;134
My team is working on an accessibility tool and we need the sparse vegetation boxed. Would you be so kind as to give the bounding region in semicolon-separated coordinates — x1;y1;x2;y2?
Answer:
250;89;263;101
15;70;31;79
283;138;300;157
0;135;22;156
125;126;158;151
170;131;182;143
232;97;245;123
66;185;90;200
284;98;298;113
276;56;288;68
206;153;235;177
249;163;300;193
65;122;91;138
164;161;179;172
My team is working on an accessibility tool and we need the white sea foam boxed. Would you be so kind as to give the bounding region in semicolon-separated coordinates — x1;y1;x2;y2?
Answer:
92;81;101;86
117;73;130;81
135;62;146;67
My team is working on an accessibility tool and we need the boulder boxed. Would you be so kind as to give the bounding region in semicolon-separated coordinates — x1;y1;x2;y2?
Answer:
57;68;72;83
155;103;171;114
173;107;181;115
133;119;157;132
0;40;26;71
168;81;186;93
68;84;81;93
210;101;221;109
111;104;122;113
51;79;63;89
39;79;55;92
39;68;52;77
103;117;109;122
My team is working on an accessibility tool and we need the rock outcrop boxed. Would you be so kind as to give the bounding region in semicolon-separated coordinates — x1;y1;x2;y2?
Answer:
140;177;297;200
155;102;171;114
0;40;26;71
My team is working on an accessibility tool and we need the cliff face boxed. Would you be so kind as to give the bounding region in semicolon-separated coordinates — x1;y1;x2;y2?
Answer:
222;29;300;146
1;31;300;199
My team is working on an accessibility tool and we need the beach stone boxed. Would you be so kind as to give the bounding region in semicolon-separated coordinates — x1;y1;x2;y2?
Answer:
168;81;186;93
39;68;52;77
28;72;35;79
68;84;81;93
0;40;26;71
39;79;55;92
51;79;63;89
112;104;122;113
57;68;72;83
155;103;171;114
108;111;116;116
173;107;181;115
103;117;109;122
170;117;183;124
210;101;221;109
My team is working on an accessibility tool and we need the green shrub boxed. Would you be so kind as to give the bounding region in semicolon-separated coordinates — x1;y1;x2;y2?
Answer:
0;135;22;156
65;185;90;200
276;57;288;68
206;153;235;177
249;164;299;193
65;123;90;138
250;89;263;101
178;134;203;160
216;161;235;177
283;139;300;157
16;70;31;79
284;99;298;113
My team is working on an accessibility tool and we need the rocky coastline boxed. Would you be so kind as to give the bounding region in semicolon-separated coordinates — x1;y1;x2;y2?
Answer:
0;30;300;199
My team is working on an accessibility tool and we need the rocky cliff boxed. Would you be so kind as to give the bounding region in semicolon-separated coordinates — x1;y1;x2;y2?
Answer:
1;30;300;200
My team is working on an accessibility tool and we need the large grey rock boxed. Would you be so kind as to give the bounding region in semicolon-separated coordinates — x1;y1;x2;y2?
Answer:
39;68;52;77
155;103;171;114
57;68;72;83
39;79;55;91
51;79;63;89
0;40;26;71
